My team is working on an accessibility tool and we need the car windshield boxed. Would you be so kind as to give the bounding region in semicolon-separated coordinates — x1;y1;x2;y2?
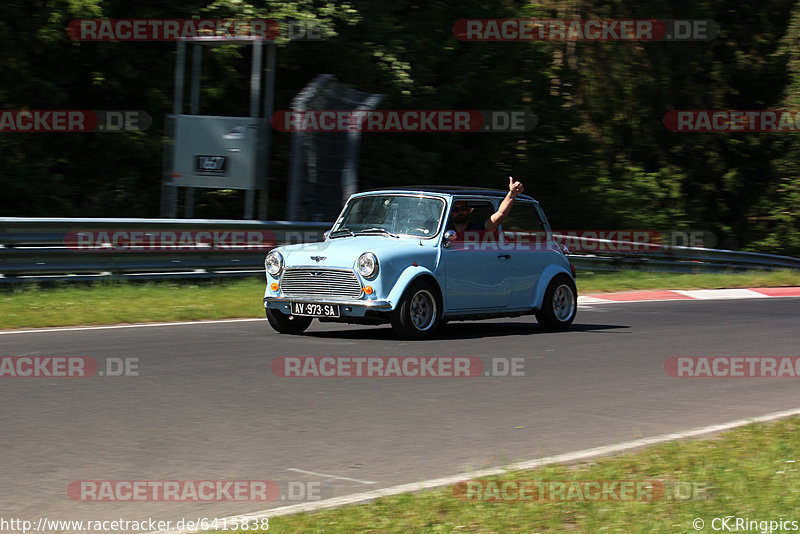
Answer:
331;195;445;238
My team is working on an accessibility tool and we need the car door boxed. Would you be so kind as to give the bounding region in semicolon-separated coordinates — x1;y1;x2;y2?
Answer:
442;198;512;310
499;200;556;308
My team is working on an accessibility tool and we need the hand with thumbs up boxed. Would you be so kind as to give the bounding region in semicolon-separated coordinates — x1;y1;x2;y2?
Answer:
508;176;524;198
485;177;525;231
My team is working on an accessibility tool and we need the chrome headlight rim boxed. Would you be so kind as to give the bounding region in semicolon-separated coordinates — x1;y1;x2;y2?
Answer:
265;251;284;276
357;252;379;279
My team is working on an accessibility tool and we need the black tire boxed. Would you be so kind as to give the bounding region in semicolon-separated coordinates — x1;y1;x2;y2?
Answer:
266;308;313;334
536;274;577;331
390;279;442;339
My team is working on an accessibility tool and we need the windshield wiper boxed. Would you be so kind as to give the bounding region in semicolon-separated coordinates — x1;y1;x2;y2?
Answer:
356;227;399;238
329;228;354;238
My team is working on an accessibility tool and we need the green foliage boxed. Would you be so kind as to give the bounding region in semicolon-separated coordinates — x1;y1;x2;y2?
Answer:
0;0;798;255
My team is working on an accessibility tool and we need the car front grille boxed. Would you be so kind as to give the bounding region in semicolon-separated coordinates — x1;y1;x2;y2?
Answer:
280;268;363;300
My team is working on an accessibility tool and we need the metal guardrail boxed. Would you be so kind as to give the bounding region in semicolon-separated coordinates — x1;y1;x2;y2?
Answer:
0;218;329;283
552;235;800;273
0;218;798;283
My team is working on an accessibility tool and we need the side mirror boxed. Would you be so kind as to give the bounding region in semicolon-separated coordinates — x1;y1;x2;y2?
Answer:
443;230;457;248
323;230;331;240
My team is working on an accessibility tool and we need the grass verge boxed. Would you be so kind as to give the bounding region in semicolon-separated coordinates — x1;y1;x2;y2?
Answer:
0;279;266;330
1;270;799;330
261;416;800;533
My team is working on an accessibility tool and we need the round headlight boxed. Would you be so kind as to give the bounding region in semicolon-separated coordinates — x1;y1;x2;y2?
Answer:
357;252;378;278
265;251;284;276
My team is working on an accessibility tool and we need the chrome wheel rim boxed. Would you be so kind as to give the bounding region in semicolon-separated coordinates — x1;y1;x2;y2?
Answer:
410;289;436;331
553;284;575;322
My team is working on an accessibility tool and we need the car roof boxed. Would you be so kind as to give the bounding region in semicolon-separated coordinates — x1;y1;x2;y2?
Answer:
364;185;536;202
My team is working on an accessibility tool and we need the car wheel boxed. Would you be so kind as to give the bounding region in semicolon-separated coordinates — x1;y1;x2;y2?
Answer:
390;280;442;339
266;308;313;334
536;274;577;331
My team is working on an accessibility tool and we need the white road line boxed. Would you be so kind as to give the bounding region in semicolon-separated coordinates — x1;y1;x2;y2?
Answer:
287;468;377;485
578;297;690;305
577;295;693;305
153;406;800;533
577;296;612;305
675;288;770;300
0;318;263;336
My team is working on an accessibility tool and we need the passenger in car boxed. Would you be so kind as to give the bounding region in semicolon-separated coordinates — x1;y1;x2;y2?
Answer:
447;177;524;240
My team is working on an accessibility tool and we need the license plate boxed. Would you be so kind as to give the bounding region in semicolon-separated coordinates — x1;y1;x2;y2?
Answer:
291;302;340;318
195;155;227;176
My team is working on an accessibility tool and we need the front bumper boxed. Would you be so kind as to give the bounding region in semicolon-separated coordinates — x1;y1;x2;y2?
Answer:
264;296;393;317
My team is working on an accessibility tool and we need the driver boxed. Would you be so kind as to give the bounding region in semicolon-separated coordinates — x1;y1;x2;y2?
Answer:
448;177;525;234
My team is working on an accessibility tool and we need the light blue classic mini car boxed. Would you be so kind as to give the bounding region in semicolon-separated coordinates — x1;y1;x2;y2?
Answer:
264;186;576;339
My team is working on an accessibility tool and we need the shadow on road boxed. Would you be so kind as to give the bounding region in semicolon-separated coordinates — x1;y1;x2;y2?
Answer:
304;322;628;341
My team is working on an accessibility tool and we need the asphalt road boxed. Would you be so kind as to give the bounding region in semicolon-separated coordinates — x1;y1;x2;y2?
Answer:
1;297;799;530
